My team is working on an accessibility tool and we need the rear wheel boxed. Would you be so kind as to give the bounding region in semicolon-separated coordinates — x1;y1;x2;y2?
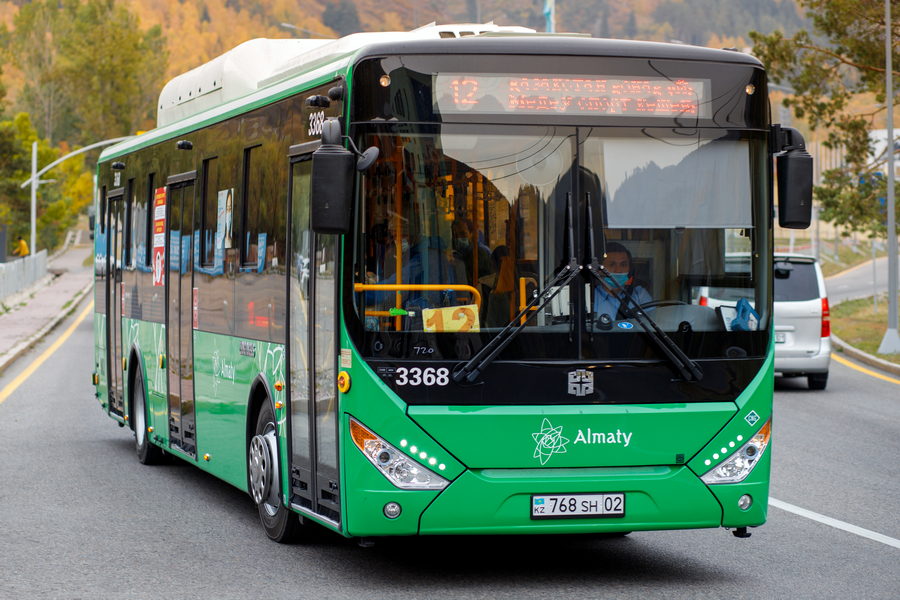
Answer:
133;370;164;465
249;401;302;543
807;372;828;390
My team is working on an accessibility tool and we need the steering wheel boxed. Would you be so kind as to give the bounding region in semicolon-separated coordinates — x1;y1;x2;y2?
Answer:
638;300;689;309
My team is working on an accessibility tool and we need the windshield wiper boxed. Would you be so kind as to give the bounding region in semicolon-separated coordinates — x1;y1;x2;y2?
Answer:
453;194;582;385
584;194;703;382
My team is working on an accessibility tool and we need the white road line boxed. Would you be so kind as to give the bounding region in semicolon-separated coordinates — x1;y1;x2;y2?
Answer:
770;497;900;550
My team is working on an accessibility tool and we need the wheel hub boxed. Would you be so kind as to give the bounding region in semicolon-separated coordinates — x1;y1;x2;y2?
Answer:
249;429;280;512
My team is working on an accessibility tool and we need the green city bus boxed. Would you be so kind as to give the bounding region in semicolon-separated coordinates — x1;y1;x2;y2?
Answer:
93;23;812;542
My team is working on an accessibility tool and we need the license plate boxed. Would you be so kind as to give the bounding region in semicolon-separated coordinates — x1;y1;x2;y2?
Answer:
531;493;625;519
775;332;786;343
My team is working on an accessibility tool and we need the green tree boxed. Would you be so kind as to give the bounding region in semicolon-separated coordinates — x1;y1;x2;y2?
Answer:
750;0;899;237
4;0;167;145
0;113;66;251
4;0;78;145
57;0;167;142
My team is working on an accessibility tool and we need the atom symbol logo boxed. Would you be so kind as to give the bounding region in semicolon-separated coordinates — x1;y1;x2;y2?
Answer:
532;418;570;465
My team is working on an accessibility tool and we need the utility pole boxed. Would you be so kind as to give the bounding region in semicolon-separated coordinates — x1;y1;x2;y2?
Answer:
878;0;900;353
22;136;134;253
30;142;37;255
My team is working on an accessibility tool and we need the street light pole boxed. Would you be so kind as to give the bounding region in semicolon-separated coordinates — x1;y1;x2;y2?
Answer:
21;136;135;254
30;142;37;255
878;0;899;353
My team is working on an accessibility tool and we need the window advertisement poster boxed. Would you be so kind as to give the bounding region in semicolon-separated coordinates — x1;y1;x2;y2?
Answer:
257;233;267;273
214;188;233;275
152;187;167;286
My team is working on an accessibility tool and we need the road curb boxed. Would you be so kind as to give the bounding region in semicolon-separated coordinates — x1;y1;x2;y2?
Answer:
830;332;900;377
0;281;93;377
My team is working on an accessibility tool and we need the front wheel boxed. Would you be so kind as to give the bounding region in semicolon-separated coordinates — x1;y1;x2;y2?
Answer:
249;401;302;543
133;370;164;465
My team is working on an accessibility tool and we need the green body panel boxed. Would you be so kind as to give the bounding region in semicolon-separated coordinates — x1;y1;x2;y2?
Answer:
407;403;736;468
709;450;770;527
121;317;169;445
93;312;108;410
688;350;774;527
419;466;721;534
109;320;289;493
189;331;287;491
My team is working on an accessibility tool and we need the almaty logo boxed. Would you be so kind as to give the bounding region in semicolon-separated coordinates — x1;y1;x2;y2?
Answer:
532;418;570;465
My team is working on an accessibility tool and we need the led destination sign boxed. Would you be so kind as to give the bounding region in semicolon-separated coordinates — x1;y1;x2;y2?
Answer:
434;74;710;118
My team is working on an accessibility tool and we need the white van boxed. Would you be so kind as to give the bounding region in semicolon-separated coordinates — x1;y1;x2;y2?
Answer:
772;255;831;389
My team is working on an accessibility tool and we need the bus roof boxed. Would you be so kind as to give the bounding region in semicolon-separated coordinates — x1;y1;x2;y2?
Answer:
157;23;538;128
104;24;762;161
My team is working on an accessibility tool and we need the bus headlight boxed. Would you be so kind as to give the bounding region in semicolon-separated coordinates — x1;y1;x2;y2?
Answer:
349;418;449;490
701;420;771;485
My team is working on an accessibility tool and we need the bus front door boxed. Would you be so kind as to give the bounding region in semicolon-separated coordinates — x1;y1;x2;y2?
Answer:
106;189;125;417
165;175;197;457
287;151;342;526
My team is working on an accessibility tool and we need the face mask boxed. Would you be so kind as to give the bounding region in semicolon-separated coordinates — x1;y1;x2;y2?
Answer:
603;273;630;288
400;239;409;254
453;238;471;251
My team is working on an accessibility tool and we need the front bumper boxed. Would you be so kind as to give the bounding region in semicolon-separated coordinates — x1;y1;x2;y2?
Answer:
418;464;767;535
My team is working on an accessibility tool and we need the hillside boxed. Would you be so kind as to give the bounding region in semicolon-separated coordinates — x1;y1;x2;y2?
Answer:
0;0;806;112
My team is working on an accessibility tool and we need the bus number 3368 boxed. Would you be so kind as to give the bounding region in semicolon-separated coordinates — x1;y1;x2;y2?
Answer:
394;367;450;386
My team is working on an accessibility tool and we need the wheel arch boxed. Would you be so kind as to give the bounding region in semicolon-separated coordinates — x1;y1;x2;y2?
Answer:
246;375;276;447
125;343;146;433
246;374;277;488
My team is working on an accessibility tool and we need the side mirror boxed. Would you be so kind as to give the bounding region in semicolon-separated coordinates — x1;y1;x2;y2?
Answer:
311;142;356;235
774;126;813;229
310;118;380;234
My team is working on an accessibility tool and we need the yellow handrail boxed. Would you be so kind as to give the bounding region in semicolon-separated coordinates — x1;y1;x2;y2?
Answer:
355;283;482;310
518;276;538;325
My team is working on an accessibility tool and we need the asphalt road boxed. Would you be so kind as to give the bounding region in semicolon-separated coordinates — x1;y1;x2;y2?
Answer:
1;300;898;599
826;255;899;304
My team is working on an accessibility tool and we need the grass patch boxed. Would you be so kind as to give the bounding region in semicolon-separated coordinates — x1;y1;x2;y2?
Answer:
831;296;900;365
819;243;887;277
82;254;93;268
61;299;72;310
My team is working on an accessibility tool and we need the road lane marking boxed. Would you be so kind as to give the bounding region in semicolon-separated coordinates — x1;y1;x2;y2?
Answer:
770;497;900;549
831;353;900;385
0;300;93;406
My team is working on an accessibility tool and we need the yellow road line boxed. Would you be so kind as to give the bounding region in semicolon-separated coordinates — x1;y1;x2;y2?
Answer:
831;352;900;386
0;300;94;405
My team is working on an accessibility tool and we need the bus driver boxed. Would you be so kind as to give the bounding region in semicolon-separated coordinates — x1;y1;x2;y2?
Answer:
593;241;652;320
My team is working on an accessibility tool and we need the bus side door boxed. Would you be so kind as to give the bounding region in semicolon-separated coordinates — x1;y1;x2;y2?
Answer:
165;173;198;457
106;187;125;417
287;147;342;526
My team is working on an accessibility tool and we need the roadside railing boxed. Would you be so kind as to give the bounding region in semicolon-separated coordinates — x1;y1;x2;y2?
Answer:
0;250;48;303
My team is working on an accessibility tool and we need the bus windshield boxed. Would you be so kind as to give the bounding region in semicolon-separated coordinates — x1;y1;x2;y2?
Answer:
351;123;768;362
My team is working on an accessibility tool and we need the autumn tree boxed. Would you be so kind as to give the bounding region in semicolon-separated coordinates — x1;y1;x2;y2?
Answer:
3;0;166;145
750;0;899;237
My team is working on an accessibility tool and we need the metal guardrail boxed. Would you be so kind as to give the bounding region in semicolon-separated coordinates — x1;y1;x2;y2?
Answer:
0;250;48;303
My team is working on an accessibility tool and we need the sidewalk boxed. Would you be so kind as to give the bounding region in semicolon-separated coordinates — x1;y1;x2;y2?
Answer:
0;232;94;375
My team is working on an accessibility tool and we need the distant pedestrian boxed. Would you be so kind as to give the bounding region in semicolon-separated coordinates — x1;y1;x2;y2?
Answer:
11;236;29;258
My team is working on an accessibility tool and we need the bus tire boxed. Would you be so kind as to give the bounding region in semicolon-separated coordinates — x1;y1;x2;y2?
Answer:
133;370;164;465
249;401;302;543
